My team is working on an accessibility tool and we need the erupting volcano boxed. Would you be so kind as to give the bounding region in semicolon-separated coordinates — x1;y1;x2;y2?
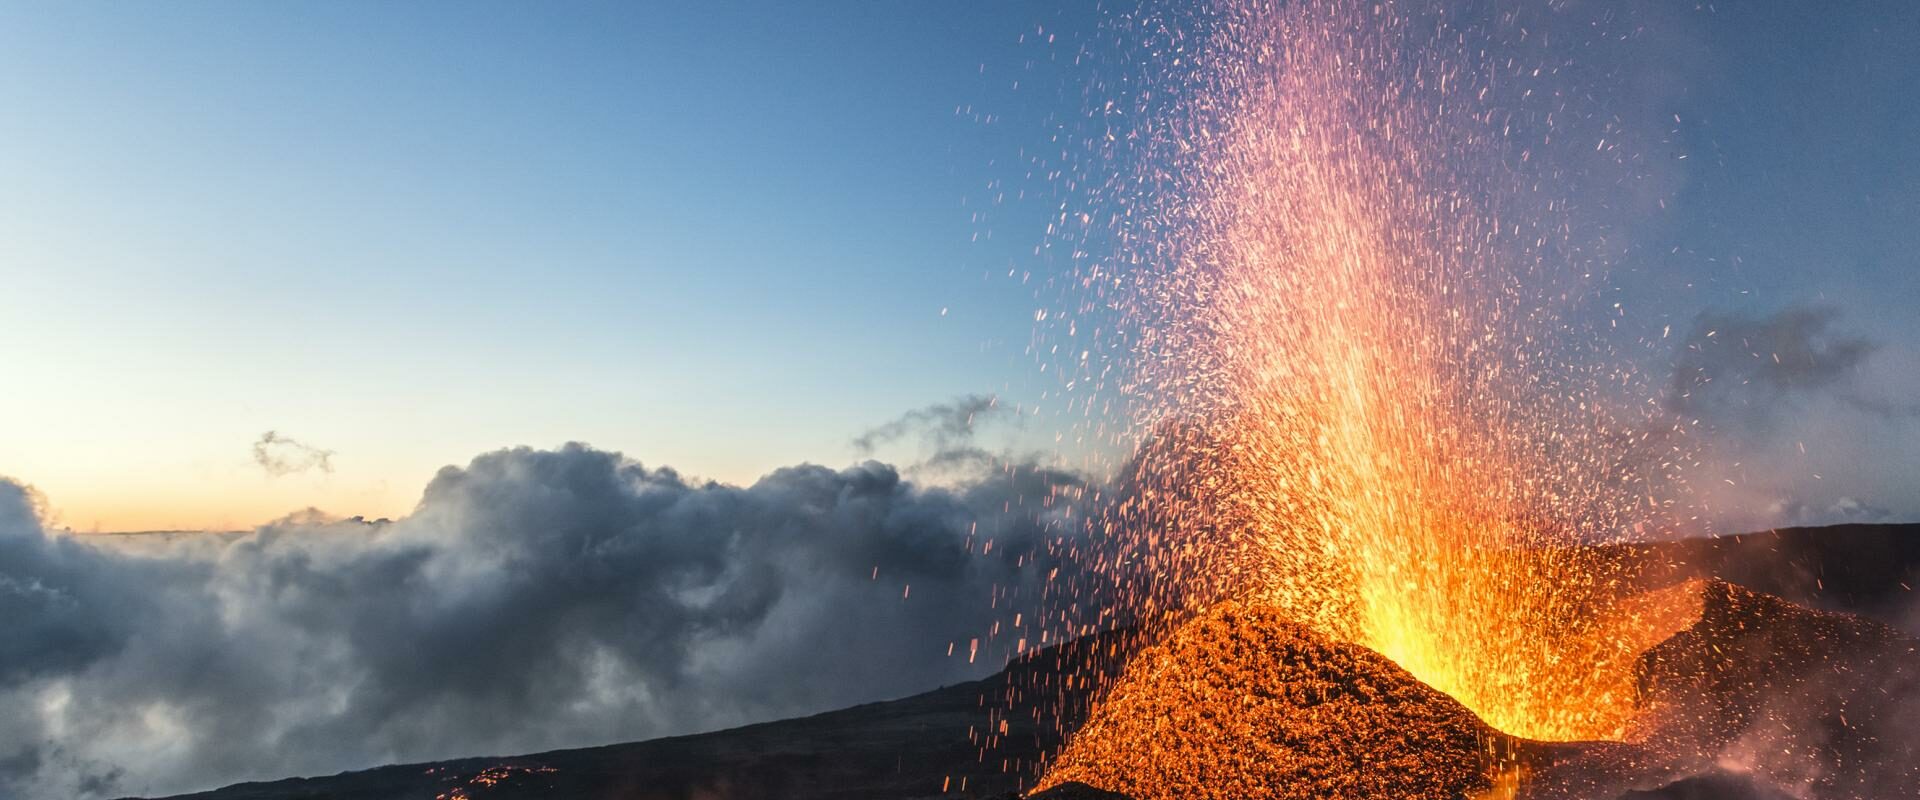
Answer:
1052;0;1693;745
1006;0;1920;794
1021;0;1904;797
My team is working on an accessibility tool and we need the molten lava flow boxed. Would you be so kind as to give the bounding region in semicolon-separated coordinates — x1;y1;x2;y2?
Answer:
1045;0;1698;759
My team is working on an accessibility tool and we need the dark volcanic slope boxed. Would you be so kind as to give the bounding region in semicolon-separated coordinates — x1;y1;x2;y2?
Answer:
140;689;1007;800
131;632;1129;800
1637;581;1920;798
1520;579;1920;800
1617;523;1920;629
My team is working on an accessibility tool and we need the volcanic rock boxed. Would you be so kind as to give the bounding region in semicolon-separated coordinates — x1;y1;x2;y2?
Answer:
1036;600;1497;800
1023;783;1135;800
1617;772;1798;800
1607;524;1920;630
1633;580;1920;799
1520;579;1920;800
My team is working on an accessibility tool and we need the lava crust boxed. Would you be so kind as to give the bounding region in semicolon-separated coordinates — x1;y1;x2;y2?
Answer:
1037;600;1498;800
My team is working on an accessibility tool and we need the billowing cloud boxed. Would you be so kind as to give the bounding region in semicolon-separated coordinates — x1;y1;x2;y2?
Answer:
0;444;1092;799
251;431;335;477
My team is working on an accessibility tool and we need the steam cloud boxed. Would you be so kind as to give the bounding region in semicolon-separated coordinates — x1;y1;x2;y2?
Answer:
0;430;1090;798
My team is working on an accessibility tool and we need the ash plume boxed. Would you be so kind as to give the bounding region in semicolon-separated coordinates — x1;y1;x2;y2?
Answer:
0;442;1094;799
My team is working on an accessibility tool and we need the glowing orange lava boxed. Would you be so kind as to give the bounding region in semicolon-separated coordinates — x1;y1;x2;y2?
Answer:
1044;0;1697;756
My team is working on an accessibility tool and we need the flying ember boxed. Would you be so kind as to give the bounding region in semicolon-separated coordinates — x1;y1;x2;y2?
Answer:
1044;0;1698;764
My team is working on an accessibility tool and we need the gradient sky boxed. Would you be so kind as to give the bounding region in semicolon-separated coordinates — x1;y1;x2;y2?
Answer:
2;1;1916;531
0;2;1099;530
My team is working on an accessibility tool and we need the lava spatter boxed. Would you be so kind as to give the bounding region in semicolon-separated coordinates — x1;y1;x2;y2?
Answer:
1036;0;1699;766
1036;600;1499;800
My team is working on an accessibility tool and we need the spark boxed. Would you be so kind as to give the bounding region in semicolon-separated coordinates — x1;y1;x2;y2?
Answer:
1030;0;1700;774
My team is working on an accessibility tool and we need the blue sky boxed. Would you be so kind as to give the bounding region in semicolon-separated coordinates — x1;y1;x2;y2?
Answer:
0;2;1101;529
1608;0;1920;529
0;0;1915;530
1627;0;1919;313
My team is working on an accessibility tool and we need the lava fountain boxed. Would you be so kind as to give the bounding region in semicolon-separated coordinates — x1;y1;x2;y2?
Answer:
1038;0;1699;766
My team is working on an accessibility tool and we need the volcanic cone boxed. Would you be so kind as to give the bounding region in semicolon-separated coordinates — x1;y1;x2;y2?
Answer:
1036;600;1499;800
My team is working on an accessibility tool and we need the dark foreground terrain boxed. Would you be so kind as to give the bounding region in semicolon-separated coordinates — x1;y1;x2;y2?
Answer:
135;628;1129;800
137;523;1920;800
